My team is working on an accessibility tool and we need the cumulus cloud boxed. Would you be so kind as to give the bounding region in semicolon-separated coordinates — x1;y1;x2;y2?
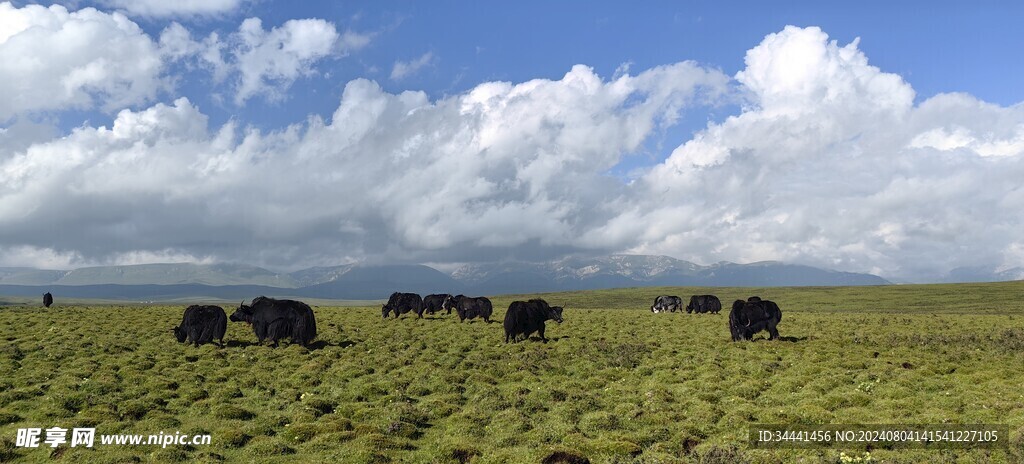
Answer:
607;26;1024;281
0;2;166;121
232;17;341;104
160;17;358;105
0;63;728;270
390;52;434;80
0;3;364;116
3;24;1022;281
102;0;248;18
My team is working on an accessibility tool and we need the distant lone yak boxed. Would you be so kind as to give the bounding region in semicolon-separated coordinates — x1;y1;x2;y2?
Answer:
42;292;53;308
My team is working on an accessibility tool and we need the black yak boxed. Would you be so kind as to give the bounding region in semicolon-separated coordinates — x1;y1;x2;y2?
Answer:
42;292;53;308
728;298;782;341
173;305;227;347
382;292;424;318
423;293;452;315
650;295;682;313
504;299;564;343
230;297;317;347
444;295;493;322
686;294;722;314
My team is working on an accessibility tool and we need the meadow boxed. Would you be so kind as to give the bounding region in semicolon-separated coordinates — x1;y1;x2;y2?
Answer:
1;282;1023;463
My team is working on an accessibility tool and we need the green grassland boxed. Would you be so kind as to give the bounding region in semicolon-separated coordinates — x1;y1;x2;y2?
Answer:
1;282;1023;463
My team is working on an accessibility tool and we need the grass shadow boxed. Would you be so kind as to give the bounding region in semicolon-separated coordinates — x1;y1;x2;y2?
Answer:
776;336;806;343
225;339;258;348
306;340;355;350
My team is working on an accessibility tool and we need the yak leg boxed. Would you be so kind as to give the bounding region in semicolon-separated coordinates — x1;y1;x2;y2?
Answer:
767;320;780;340
539;325;547;343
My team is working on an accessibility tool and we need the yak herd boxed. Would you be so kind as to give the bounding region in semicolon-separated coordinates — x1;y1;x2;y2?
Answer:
651;294;783;341
381;292;562;342
33;289;781;348
37;289;782;346
166;294;782;348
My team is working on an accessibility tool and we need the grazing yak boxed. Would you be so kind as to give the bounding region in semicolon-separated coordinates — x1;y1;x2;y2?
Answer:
650;295;682;313
686;294;722;314
230;297;317;347
728;297;782;341
504;299;564;343
173;305;227;347
382;292;425;319
42;292;53;308
444;295;493;322
423;294;452;315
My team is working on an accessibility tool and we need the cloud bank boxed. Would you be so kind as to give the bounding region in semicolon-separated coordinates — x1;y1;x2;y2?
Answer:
1;20;1021;281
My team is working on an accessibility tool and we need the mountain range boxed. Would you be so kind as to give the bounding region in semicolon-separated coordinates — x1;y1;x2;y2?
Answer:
0;254;898;301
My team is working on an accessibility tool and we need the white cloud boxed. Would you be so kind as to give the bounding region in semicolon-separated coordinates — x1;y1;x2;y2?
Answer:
161;17;351;105
158;22;230;82
603;26;1024;281
0;2;167;121
0;3;364;116
0;63;727;269
390;52;434;80
232;17;341;104
735;26;914;118
340;30;373;52
0;245;83;270
2;24;1022;281
101;0;248;18
0;245;214;269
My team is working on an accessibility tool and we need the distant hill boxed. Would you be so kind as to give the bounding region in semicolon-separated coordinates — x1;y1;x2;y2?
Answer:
0;283;290;301
938;266;1024;284
0;263;299;287
0;255;891;301
0;268;68;286
288;264;358;287
452;255;888;294
297;265;463;299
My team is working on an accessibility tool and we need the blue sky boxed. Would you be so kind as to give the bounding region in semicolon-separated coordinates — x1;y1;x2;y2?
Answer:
2;1;1023;281
40;1;1024;135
